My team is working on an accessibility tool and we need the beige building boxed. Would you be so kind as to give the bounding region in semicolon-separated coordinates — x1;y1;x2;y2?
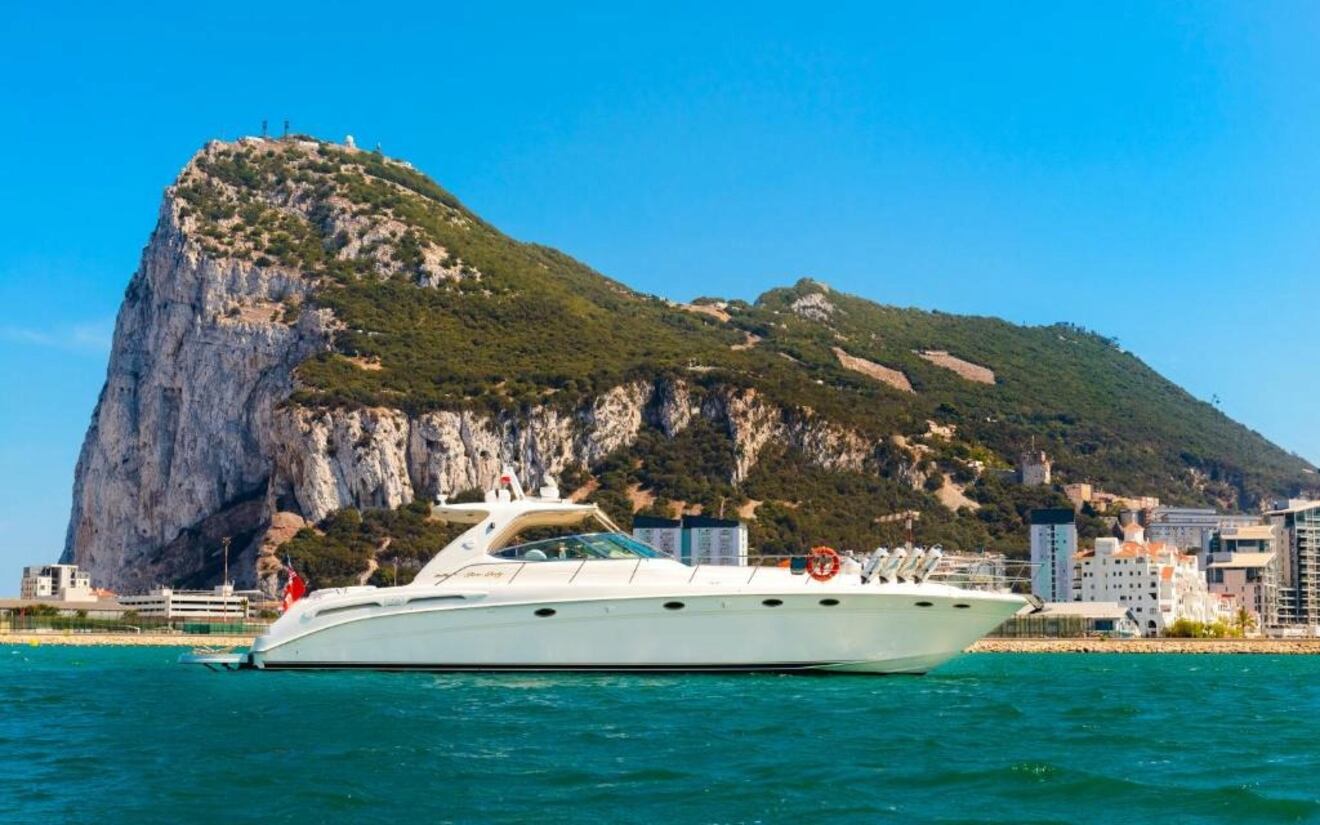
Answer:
1064;483;1093;509
1206;551;1277;632
19;564;94;602
1063;482;1160;514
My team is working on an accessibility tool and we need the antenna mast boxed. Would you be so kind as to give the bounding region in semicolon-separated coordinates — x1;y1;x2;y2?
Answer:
221;536;231;597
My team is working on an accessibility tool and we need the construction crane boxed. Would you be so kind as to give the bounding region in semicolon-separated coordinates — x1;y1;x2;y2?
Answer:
873;510;921;550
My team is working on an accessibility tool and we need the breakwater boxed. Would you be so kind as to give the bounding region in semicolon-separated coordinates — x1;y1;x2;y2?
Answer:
971;637;1320;654
0;632;255;647
7;631;1320;654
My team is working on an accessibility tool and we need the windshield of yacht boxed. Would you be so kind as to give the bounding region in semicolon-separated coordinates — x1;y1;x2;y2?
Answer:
493;532;665;561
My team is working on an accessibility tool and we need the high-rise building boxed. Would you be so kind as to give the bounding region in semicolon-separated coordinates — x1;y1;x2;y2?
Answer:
1266;501;1320;629
1029;508;1077;602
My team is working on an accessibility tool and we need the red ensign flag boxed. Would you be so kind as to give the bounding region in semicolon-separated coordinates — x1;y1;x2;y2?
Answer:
281;564;307;613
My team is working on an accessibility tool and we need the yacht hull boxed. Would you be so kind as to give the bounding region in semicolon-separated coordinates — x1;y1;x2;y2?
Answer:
249;589;1021;675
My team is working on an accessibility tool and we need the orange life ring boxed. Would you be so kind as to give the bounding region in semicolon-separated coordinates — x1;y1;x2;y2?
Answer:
806;546;841;582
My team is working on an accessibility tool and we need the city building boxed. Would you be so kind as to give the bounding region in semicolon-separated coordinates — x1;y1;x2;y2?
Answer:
1094;492;1161;513
994;601;1140;638
1074;530;1226;636
1205;552;1278;633
19;563;94;602
1029;508;1077;602
1018;449;1052;486
631;516;682;558
117;585;248;619
1063;483;1092;510
1062;482;1159;513
1266;500;1320;630
632;515;749;565
1209;523;1276;558
1146;506;1261;554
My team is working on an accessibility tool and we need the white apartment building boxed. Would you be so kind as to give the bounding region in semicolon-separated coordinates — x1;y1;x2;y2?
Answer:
1029;508;1077;602
632;516;683;559
684;516;749;566
19;564;94;602
117;585;248;619
1074;525;1226;636
632;515;749;566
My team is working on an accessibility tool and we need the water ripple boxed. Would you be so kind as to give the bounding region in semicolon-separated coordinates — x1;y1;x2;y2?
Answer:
5;649;1320;824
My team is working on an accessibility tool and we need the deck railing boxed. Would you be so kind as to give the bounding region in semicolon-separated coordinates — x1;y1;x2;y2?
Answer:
436;551;1034;591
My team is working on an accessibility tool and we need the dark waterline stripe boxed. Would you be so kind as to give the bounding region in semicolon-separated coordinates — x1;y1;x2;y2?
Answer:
257;661;915;675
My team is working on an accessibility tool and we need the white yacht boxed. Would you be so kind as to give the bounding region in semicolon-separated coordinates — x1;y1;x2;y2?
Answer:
192;472;1027;675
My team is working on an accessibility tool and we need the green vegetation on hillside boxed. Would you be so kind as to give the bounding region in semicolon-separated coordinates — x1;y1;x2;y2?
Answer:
281;501;464;589
730;280;1312;509
178;137;1314;570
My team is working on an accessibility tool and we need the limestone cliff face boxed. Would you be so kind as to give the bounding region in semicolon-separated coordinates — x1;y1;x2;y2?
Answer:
70;265;878;592
64;204;883;591
62;139;895;592
61;195;336;592
270;381;876;527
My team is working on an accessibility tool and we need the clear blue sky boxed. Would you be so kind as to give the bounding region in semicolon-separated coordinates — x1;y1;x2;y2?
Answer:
2;2;1318;585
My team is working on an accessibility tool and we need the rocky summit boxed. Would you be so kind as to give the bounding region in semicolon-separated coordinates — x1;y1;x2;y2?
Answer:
63;135;1317;593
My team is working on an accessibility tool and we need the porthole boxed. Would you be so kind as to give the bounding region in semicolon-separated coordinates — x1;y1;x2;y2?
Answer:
819;598;840;607
915;601;934;608
762;598;784;607
953;603;971;609
534;608;556;617
663;601;685;611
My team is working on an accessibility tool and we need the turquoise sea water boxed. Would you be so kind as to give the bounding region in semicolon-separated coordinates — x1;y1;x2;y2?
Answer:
4;648;1320;824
